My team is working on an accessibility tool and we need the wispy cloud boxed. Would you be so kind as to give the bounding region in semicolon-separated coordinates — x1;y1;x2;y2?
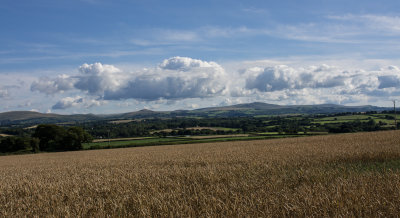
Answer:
129;14;400;47
0;48;165;64
268;14;400;43
129;26;256;47
327;14;400;34
242;7;269;14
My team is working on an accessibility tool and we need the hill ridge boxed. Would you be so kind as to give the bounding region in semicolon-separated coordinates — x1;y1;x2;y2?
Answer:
0;102;390;126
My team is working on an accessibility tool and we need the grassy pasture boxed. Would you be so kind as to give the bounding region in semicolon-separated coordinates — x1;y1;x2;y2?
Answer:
312;113;400;126
1;131;400;216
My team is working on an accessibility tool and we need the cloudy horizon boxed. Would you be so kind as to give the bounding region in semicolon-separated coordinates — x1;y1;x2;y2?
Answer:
1;0;400;114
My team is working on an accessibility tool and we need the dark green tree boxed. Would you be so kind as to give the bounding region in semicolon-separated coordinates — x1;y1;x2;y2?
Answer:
33;124;66;151
30;137;40;153
33;124;92;151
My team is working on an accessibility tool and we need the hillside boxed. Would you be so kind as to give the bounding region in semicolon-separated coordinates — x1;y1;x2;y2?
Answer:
194;102;284;111
189;102;386;117
0;102;390;126
0;111;61;121
0;111;99;126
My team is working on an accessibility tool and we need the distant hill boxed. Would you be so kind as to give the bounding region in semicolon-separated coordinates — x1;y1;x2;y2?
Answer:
0;102;390;126
189;102;386;117
194;102;283;111
119;109;167;119
0;111;63;121
0;111;99;126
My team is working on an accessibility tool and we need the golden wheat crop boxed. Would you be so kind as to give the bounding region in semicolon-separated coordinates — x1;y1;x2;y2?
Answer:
1;131;400;217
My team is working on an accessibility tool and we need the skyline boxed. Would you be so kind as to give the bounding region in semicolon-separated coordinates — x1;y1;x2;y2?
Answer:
1;0;400;114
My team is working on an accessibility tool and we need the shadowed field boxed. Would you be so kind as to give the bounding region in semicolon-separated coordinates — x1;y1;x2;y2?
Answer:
1;131;400;217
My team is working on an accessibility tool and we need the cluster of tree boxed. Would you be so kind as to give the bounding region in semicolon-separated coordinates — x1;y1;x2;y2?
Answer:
2;112;398;154
0;136;35;153
325;119;400;133
0;127;33;137
33;125;93;151
381;110;399;114
326;119;386;133
0;124;92;153
79;114;399;139
82;117;272;138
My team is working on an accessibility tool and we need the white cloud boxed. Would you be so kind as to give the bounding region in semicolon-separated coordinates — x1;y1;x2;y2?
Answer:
29;57;400;111
31;74;75;95
18;101;32;108
130;27;255;47
34;57;227;105
240;63;400;105
244;65;346;92
104;57;227;100
328;14;400;35
52;96;82;110
52;96;105;110
159;56;222;71
186;103;199;109
74;62;126;94
266;14;400;44
161;30;200;42
377;66;400;89
130;29;201;46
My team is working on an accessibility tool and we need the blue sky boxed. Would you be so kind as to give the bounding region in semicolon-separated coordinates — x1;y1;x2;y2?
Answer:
1;0;400;114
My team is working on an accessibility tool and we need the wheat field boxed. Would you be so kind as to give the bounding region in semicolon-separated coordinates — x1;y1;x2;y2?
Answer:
1;131;400;217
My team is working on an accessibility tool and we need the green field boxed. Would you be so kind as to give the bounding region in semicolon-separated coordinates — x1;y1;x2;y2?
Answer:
312;114;400;126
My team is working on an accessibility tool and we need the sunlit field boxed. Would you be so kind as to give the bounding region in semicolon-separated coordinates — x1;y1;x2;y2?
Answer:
1;131;400;217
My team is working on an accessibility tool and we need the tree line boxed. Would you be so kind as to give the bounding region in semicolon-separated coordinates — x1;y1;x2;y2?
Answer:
0;124;92;153
2;112;398;153
81;114;396;139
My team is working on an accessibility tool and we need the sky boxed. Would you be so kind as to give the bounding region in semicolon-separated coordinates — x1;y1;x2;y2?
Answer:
1;0;400;114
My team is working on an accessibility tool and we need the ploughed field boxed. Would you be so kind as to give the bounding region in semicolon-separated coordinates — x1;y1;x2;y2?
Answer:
1;131;400;217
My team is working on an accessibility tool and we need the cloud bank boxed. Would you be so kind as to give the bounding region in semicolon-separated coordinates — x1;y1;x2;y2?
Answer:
245;65;346;92
31;57;228;109
30;56;400;110
104;57;226;100
243;64;400;98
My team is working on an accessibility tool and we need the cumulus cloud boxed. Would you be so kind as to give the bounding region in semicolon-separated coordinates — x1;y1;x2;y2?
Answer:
33;57;227;103
377;66;400;89
74;62;126;94
30;57;400;110
52;96;105;110
244;64;400;94
104;58;226;100
159;56;223;71
245;65;346;92
240;63;400;105
31;74;75;95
